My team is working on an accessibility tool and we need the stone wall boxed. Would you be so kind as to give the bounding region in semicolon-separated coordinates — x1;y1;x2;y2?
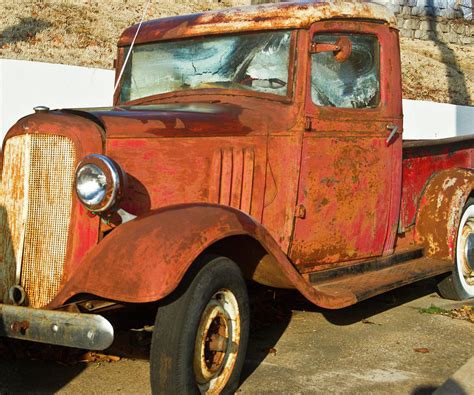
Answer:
392;2;473;44
249;0;473;44
397;15;472;44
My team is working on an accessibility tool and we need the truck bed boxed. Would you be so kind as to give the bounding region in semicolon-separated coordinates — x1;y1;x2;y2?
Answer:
401;135;474;230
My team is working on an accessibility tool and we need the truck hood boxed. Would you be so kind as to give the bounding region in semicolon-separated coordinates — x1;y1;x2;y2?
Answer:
63;103;266;138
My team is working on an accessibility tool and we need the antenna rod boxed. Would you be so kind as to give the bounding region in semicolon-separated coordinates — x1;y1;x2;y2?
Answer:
113;0;152;96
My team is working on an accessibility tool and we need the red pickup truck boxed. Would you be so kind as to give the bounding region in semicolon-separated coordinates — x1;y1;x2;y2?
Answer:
0;1;473;393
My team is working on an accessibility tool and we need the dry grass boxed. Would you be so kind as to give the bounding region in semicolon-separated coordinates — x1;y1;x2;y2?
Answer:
401;37;473;105
0;0;472;105
0;0;246;69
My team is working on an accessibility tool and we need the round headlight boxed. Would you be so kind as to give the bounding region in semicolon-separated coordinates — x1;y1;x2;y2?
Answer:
75;154;126;212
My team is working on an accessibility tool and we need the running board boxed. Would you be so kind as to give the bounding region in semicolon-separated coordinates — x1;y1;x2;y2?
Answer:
307;248;424;281
310;257;452;306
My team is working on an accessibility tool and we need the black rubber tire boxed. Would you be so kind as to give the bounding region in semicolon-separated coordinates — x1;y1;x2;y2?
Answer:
437;197;474;301
150;255;249;394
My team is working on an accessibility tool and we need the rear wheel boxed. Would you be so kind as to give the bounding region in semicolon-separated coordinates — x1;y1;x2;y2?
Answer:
150;255;249;394
437;198;474;300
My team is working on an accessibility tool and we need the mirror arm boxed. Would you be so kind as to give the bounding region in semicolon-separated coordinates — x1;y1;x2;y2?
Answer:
310;43;340;54
309;36;352;63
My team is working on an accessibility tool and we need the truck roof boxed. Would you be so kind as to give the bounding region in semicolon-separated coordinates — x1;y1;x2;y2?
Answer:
119;0;397;46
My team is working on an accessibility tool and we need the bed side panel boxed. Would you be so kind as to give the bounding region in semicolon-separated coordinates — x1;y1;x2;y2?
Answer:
401;137;474;230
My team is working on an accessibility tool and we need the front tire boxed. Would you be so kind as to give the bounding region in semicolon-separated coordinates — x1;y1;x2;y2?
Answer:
150;255;249;394
437;198;474;300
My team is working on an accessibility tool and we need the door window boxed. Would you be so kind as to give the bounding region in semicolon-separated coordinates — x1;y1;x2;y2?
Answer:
310;34;380;109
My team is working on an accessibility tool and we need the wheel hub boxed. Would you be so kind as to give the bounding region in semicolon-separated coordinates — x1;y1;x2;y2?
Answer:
194;289;240;394
464;233;474;269
203;310;228;376
461;220;474;285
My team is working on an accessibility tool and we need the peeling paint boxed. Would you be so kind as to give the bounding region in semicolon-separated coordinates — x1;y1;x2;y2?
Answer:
442;177;457;190
119;1;397;46
415;169;474;261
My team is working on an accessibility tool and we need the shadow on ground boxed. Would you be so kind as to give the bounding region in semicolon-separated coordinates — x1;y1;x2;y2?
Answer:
240;277;440;383
0;278;441;392
0;306;152;393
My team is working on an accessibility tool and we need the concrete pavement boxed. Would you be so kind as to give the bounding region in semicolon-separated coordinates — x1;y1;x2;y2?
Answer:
0;278;472;394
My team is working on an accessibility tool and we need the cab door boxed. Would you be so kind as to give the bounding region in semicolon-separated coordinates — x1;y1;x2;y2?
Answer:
290;21;403;268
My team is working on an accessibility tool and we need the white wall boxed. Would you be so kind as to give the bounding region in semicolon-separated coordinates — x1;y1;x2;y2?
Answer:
0;59;114;142
1;60;472;143
402;99;474;140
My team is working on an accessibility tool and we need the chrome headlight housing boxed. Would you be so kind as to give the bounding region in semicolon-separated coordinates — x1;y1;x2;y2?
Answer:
75;154;126;212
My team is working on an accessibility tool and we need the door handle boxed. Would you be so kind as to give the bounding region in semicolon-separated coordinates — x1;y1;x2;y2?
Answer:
386;125;399;146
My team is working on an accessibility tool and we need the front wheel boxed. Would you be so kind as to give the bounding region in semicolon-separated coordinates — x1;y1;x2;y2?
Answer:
437;198;474;300
150;255;249;394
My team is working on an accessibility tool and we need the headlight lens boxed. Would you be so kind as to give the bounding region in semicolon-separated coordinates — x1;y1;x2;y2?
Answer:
75;154;126;212
76;164;107;206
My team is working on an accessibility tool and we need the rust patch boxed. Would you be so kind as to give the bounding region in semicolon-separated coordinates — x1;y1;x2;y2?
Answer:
415;169;474;260
0;136;29;303
20;135;76;308
291;134;392;265
11;320;29;335
119;1;397;46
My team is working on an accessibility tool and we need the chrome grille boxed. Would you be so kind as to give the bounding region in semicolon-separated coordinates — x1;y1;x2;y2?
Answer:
0;134;76;308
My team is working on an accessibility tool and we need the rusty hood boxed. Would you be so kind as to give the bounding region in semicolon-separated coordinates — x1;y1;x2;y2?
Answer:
63;102;267;139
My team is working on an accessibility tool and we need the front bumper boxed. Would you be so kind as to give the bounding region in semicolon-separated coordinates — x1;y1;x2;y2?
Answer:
0;304;114;350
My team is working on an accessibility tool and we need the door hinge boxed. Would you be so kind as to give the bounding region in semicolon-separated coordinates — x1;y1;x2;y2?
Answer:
305;117;312;131
295;204;306;219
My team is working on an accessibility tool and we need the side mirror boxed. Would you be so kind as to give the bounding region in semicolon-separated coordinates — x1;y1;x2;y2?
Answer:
310;36;352;63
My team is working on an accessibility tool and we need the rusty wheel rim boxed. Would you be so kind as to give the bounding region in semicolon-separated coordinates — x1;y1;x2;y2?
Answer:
457;210;474;291
194;289;240;394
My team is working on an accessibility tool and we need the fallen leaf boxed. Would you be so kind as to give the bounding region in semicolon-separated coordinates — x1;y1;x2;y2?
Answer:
79;351;121;363
414;348;430;353
450;306;474;323
267;347;277;355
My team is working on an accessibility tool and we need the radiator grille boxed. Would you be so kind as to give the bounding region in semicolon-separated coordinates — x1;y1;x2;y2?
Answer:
0;134;76;308
0;136;29;302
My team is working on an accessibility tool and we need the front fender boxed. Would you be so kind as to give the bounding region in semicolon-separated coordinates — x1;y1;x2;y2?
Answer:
51;204;356;309
415;168;474;260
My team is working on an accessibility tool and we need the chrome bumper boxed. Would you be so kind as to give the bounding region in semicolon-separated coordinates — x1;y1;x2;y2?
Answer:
0;304;114;350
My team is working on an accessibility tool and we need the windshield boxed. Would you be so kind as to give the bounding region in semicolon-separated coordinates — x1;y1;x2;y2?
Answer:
119;31;292;103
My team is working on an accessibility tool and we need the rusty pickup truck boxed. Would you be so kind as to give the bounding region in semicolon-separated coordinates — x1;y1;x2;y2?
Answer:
1;1;473;393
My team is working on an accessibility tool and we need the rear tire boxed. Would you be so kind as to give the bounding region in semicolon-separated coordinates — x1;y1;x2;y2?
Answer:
437;198;474;300
150;255;249;394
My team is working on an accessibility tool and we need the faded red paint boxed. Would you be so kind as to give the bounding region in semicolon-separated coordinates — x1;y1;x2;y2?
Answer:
291;22;403;269
50;204;356;310
1;1;472;312
401;137;474;230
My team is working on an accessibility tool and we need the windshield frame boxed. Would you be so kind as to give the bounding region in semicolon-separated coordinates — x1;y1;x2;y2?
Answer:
114;30;297;106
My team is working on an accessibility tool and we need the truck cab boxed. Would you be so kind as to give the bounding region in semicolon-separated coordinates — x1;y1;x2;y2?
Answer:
0;1;472;393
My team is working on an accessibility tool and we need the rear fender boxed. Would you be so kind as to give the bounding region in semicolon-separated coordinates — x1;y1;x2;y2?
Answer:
415;168;474;260
51;204;356;309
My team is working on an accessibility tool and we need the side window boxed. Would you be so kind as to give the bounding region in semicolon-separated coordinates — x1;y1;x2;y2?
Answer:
311;34;380;109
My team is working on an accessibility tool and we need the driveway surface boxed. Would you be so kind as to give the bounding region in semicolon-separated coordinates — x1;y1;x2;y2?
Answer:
0;279;472;394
